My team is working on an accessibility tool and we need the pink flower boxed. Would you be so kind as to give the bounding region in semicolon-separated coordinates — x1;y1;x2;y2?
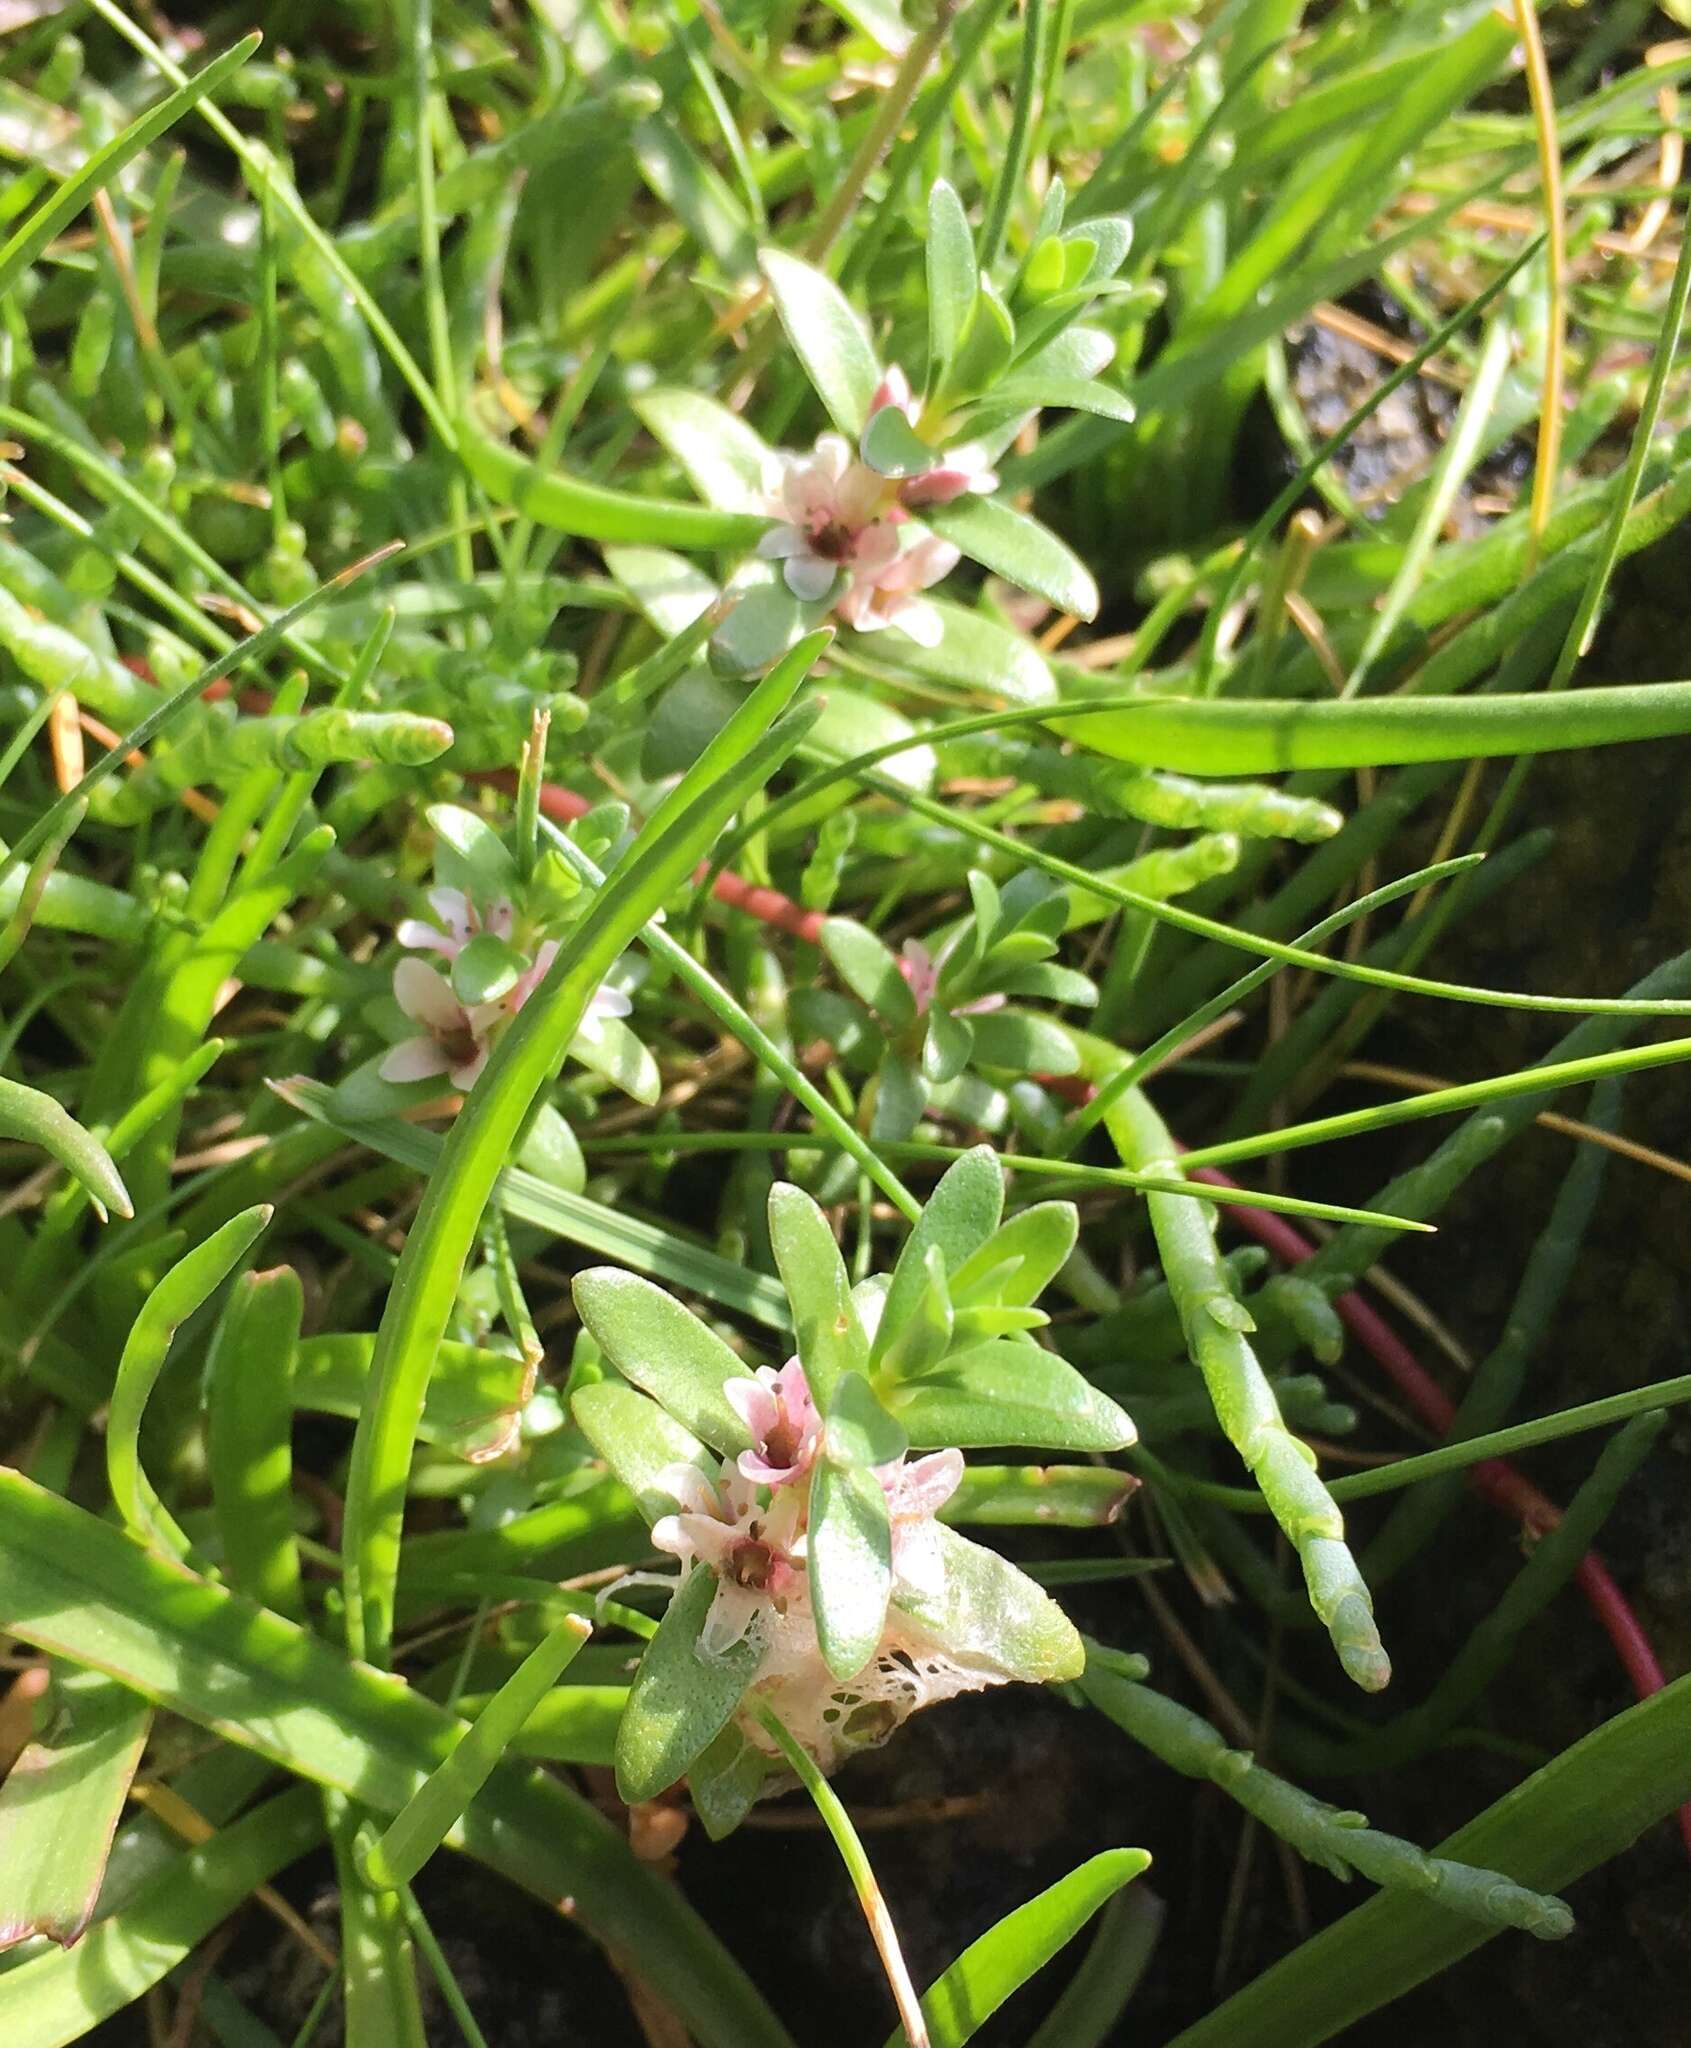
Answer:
901;938;941;1015
652;1465;806;1657
866;365;999;508
757;434;903;601
835;531;960;645
395;887;513;962
879;1448;964;1602
503;942;633;1036
725;1357;822;1488
380;958;504;1090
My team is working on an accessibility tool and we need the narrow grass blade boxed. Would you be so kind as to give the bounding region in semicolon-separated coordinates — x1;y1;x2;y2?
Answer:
363;1615;592;1891
0;1471;795;2048
207;1266;305;1618
0;1668;151;1949
883;1849;1152;2048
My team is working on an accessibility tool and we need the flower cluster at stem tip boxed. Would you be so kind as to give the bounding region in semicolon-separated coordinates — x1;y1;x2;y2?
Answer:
756;367;997;647
651;1353;964;1661
380;885;630;1090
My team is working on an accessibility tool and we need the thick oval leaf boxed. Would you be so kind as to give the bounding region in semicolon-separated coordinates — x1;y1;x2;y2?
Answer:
887;597;1056;706
572;1269;756;1454
883;1849;1151;2048
861;402;934;478
689;1722;770;1841
886;1340;1136;1453
876;1245;955;1383
710;570;824;679
926;179;978;378
822;916;917;1028
924;496;1099;619
452;932;525;1006
760;247;882;436
968;1008;1083;1076
571;1379;712;1525
826;1368;908;1469
616;1567;761;1803
870;1053;929;1142
941;281;1016;403
646;669;746;780
902;1523;1084;1681
809;1456;893;1682
570;1012;662;1105
633;387;776;514
873;1146;1004;1368
922;1006;975;1086
602;543;720;635
426;802;518;896
767;1183;867;1406
950;1201;1079;1308
808;686;935;793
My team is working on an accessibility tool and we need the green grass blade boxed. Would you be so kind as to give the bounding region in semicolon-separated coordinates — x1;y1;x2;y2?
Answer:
883;1849;1153;2048
0;1470;796;2048
0;33;261;305
363;1616;592;1892
0;1788;322;2045
0;1668;151;1949
207;1266;305;1619
341;634;827;1665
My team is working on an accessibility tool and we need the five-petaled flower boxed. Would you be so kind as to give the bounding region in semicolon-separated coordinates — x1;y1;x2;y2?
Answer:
756;433;899;602
726;1357;823;1488
652;1465;806;1656
381;957;505;1089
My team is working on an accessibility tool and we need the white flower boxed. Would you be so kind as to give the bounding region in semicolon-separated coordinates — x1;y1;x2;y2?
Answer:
379;957;504;1090
756;434;902;601
652;1464;806;1658
394;886;513;963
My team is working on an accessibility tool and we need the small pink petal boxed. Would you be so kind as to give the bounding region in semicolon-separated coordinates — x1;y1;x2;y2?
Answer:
396;918;455;955
393;957;463;1031
890;598;945;647
380;1037;451;1084
701;1581;762;1657
757;524;803;559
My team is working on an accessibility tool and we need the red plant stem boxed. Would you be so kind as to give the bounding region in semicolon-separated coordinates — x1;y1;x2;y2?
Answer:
477;770;829;945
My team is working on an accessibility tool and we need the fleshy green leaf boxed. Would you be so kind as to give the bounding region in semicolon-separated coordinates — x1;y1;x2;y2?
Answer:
426;801;518;897
767;1182;867;1406
861;401;934;478
873;1145;1004;1369
603;543;720;636
923;1006;975;1085
870;1053;929;1141
885;1340;1136;1452
822;916;918;1028
572;1269;755;1454
925;495;1100;619
616;1567;761;1802
940;281;1016;403
951;1201;1080;1308
810;1453;893;1682
569;1012;662;1106
876;1245;955;1382
902;1524;1084;1681
968;1008;1083;1076
760;247;882;436
689;1721;770;1841
452;932;525;1006
890;597;1057;705
571;1379;713;1525
926;179;977;380
633;387;777;514
826;1368;909;1468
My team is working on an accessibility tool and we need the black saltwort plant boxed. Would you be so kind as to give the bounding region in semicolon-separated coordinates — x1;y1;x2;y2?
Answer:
1;5;1690;2047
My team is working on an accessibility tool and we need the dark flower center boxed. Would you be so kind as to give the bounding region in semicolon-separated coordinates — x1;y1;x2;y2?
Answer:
728;1539;778;1590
